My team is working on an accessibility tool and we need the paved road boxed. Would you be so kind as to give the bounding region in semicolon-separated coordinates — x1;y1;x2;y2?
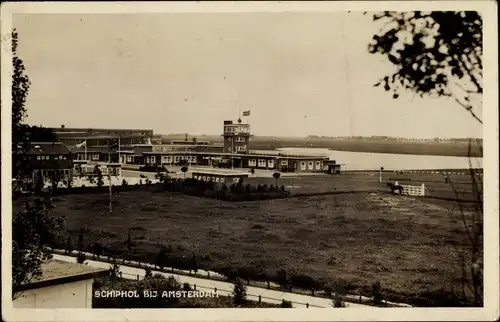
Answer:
53;254;369;308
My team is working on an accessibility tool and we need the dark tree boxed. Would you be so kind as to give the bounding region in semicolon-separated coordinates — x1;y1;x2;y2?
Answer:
92;242;103;259
155;247;169;270
368;11;483;123
76;233;86;263
12;199;64;297
144;268;153;279
371;280;383;305
368;11;483;306
65;236;73;255
11;29;64;299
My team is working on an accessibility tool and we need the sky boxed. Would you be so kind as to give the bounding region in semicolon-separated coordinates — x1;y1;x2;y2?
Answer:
13;12;482;138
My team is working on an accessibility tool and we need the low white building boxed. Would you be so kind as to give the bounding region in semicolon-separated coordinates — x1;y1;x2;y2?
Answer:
13;259;110;308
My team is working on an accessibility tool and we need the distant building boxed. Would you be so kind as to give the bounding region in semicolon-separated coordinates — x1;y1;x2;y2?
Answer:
50;125;161;147
13;259;110;308
13;142;74;184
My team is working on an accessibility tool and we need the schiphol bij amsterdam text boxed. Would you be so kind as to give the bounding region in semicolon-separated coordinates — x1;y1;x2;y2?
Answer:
94;290;219;299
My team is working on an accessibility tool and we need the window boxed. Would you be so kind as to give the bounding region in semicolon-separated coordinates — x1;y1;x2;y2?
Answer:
308;162;313;169
301;162;306;171
151;156;156;163
63;156;67;160
268;159;274;167
258;159;266;167
37;156;41;160
315;161;321;169
92;154;99;160
281;160;288;166
248;159;257;167
127;155;132;162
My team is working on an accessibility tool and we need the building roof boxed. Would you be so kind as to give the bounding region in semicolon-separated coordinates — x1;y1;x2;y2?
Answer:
17;259;110;292
191;168;250;176
51;127;153;133
70;147;134;154
14;142;71;155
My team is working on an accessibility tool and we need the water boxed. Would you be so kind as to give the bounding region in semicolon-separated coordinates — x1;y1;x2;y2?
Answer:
266;148;484;171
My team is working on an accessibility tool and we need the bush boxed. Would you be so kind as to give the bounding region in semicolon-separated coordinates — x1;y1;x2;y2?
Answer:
332;294;346;308
232;279;247;306
183;282;192;291
281;299;293;308
144;268;153;279
121;179;128;187
76;251;86;264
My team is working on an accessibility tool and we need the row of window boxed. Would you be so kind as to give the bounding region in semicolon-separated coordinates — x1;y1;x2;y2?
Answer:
246;159;322;170
248;159;274;167
227;145;247;152
227;137;246;142
224;126;250;133
36;155;67;160
300;161;322;171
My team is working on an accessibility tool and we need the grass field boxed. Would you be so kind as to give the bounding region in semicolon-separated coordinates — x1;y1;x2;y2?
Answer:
20;172;482;307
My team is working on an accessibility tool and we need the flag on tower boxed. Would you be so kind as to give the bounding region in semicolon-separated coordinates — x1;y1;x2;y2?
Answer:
242;110;251;116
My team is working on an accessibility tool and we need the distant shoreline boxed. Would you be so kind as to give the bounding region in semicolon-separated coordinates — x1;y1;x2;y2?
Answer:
161;136;483;158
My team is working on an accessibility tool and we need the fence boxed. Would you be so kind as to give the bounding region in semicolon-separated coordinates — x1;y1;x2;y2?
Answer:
398;183;426;197
119;271;322;308
52;248;412;308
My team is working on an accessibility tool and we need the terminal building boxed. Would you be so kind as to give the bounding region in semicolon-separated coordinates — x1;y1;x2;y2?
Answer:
41;118;337;175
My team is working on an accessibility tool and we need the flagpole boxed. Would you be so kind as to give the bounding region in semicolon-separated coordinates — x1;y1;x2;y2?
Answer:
108;140;113;214
118;136;121;164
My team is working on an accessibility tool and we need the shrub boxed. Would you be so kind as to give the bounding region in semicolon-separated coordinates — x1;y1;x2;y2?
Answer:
121;179;128;187
76;251;86;264
281;299;293;308
144;268;153;279
183;282;192;291
332;294;346;308
232;279;247;306
110;260;120;279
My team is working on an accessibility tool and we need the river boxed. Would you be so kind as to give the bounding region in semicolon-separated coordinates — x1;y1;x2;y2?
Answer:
255;148;484;171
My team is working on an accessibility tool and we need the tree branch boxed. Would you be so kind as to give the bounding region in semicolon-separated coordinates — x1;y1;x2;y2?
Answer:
453;97;483;124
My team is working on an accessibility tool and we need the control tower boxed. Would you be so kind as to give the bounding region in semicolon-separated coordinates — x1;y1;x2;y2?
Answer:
222;118;251;154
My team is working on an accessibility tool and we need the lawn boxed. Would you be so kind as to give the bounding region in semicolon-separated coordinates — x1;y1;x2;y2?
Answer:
30;179;481;307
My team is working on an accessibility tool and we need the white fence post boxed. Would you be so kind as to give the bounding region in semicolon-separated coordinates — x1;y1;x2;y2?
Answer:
421;184;425;196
